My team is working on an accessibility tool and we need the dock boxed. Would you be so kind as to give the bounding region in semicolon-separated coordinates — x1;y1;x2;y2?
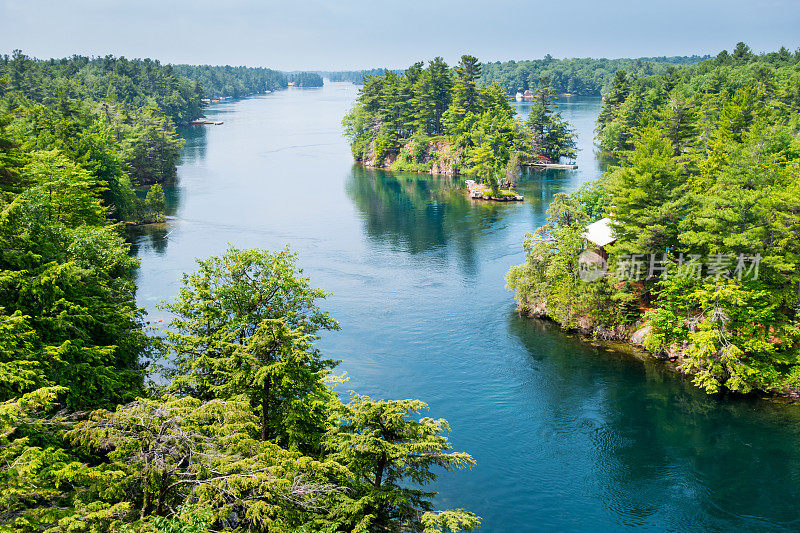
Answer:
189;120;224;126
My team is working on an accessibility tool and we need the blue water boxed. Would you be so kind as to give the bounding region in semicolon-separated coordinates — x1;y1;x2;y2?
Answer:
131;83;800;532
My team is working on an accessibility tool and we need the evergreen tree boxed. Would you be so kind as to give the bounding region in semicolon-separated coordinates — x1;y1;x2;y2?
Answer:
525;77;578;162
326;394;480;533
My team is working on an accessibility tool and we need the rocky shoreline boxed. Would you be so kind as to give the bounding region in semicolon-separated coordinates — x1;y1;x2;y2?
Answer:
357;137;463;175
520;303;800;400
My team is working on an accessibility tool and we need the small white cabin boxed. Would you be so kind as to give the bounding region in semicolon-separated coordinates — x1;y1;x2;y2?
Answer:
582;217;616;260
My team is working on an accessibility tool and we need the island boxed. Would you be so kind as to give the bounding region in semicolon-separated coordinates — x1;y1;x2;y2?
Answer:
343;55;578;201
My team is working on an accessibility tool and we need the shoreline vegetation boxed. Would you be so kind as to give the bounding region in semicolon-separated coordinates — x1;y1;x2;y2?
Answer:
0;50;480;531
342;55;578;201
507;43;800;398
0;51;330;225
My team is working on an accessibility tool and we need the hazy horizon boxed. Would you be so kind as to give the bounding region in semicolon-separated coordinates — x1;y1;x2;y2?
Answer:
2;0;799;71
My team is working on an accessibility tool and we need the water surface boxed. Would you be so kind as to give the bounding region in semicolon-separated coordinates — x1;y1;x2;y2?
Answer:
132;83;800;532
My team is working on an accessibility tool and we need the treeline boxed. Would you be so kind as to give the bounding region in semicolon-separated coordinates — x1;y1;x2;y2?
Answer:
0;52;183;223
343;55;576;195
596;43;800;153
480;55;710;96
0;51;204;124
507;43;800;395
323;68;393;84
289;72;324;87
174;63;287;98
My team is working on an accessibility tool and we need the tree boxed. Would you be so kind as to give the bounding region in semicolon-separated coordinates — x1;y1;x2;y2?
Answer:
65;395;345;531
217;319;337;449
417;57;452;135
0;150;145;409
452;55;481;115
679;281;796;393
608;126;686;254
596;70;630;128
732;41;753;63
325;394;480;533
162;246;339;444
525;77;577;162
123;107;184;185
142;183;166;223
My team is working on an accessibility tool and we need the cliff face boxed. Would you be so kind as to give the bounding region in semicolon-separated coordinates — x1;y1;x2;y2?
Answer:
426;139;463;175
359;137;463;175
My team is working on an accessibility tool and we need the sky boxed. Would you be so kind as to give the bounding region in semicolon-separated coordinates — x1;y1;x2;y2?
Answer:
1;0;799;70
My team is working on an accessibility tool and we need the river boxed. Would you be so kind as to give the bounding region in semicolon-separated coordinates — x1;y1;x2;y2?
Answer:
131;82;800;532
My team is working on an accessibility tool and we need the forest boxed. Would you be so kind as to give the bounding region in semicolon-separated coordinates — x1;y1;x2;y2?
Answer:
173;64;288;98
324;69;391;84
289;72;324;87
0;51;188;224
342;55;577;196
507;43;800;395
0;52;479;532
328;56;709;96
480;55;710;96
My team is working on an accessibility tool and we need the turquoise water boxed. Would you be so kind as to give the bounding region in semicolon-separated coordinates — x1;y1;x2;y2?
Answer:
131;83;800;532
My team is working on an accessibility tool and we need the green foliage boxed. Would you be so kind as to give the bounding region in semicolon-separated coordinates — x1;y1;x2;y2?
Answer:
140;184;166;224
162;246;339;448
325;394;479;533
289;72;324;88
0;51;204;124
506;192;622;330
0;52;482;532
481;55;709;96
65;395;346;532
148;505;212;533
510;44;800;395
174;64;287;99
524;78;577;162
122;107;184;186
342;55;566;188
0;145;145;409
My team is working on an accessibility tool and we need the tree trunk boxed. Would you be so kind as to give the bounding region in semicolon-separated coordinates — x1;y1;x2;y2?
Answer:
261;379;270;441
141;488;151;519
374;453;386;488
156;470;169;516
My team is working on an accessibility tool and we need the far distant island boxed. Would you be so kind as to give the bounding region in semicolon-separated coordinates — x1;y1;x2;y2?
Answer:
288;71;324;87
343;55;577;200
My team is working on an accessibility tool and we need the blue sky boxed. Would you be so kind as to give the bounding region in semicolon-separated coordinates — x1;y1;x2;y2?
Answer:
1;0;798;70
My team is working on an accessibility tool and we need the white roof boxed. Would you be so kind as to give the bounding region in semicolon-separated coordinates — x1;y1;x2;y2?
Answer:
583;217;616;247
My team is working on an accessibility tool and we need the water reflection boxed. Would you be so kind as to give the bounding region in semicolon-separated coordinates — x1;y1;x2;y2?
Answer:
506;315;800;531
347;165;528;275
179;123;208;162
128;125;207;257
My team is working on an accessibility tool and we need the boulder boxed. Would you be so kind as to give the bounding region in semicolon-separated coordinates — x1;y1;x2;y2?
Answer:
629;325;652;347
